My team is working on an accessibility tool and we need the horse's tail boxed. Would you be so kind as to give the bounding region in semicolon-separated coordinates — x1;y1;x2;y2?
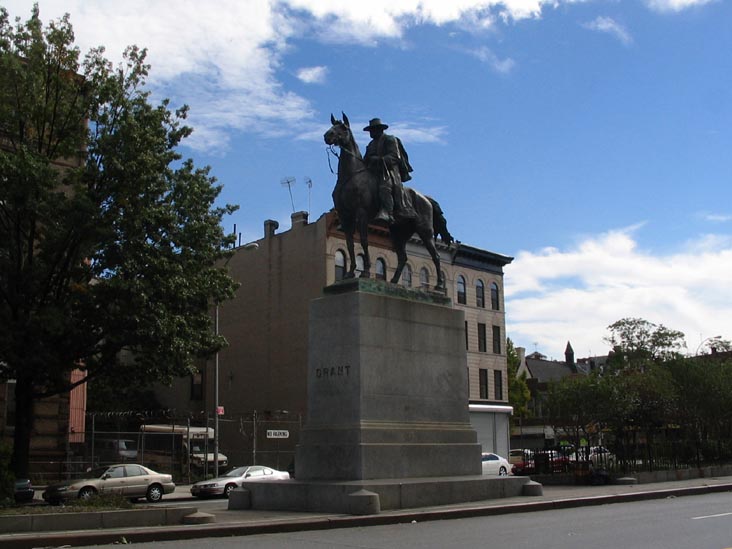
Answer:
427;196;453;245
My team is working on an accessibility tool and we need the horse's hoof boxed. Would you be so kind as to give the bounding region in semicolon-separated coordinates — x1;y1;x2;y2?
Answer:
359;271;371;279
344;273;355;279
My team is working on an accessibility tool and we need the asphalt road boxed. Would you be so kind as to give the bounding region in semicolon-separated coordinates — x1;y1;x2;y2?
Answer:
81;491;732;549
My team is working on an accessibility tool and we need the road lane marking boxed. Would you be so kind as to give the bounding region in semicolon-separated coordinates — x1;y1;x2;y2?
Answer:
691;512;732;520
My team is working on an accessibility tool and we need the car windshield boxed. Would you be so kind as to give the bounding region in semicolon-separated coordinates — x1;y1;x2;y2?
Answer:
84;466;111;479
118;440;137;450
223;467;248;478
191;441;214;453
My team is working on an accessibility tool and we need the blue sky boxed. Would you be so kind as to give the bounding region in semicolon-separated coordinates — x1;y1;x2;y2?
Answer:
7;0;732;359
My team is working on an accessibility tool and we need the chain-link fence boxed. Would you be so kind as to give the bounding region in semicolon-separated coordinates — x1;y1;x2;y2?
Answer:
28;413;303;485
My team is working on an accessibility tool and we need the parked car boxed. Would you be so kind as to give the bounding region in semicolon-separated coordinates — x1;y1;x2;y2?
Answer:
14;478;35;504
190;465;291;498
42;464;175;505
511;450;571;476
571;446;616;468
481;453;511;476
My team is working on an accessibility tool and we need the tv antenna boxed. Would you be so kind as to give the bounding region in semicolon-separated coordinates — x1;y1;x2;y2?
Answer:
304;176;312;215
281;176;296;213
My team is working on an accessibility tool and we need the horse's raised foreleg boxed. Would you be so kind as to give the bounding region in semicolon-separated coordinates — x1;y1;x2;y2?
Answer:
357;214;371;278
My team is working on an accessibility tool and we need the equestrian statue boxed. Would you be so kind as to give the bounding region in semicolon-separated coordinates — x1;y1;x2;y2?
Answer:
324;112;453;290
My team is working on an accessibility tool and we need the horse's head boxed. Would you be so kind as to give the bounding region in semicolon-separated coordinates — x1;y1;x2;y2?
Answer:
324;112;355;150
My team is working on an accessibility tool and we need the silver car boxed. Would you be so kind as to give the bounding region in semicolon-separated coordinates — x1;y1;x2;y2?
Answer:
190;465;290;498
42;464;175;504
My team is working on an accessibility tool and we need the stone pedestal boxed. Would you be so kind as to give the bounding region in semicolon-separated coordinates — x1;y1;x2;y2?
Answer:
233;279;537;514
295;278;481;480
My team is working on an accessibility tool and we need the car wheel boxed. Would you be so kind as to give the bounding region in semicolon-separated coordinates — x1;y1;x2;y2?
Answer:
78;486;96;500
499;466;508;476
224;484;237;498
146;484;164;503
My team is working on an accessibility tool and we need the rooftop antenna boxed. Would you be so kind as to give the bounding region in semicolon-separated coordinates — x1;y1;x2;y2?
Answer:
304;176;313;215
281;176;296;213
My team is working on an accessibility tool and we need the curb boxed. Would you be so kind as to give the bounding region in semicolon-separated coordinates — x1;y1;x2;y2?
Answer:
3;483;732;549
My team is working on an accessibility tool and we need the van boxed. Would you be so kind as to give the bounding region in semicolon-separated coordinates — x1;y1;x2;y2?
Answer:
97;438;138;462
509;449;533;465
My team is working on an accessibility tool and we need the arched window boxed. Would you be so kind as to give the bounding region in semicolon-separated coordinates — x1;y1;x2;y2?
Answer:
420;267;430;288
491;282;500;310
375;258;386;280
335;250;346;281
476;280;485;308
457;275;466;304
356;254;365;278
402;264;412;287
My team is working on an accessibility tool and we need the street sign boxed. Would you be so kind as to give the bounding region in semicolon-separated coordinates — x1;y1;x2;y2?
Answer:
266;429;289;439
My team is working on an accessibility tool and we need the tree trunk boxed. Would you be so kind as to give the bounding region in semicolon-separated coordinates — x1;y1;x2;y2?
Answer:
10;376;36;479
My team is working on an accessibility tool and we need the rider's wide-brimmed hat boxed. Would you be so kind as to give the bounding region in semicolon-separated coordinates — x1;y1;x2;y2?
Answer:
363;118;388;131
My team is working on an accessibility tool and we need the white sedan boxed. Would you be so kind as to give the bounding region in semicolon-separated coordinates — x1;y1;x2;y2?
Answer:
190;465;290;498
481;453;511;476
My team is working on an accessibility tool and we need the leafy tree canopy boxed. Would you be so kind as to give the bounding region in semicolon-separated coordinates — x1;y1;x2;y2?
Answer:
0;5;238;475
604;317;686;366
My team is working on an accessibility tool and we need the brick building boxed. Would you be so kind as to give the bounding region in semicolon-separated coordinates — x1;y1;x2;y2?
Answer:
155;210;514;468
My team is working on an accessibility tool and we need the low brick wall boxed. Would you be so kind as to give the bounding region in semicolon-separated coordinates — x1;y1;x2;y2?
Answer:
0;506;198;534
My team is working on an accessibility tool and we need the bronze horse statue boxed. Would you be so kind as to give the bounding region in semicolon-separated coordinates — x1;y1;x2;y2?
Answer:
324;112;453;290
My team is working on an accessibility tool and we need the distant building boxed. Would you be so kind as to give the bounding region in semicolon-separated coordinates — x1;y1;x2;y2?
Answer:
513;343;608;450
155;210;515;467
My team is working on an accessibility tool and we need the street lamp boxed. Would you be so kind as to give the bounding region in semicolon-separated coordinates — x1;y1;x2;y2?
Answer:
214;241;259;479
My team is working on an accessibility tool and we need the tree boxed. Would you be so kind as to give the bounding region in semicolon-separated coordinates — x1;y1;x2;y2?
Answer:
604;317;686;367
0;7;238;476
506;338;530;420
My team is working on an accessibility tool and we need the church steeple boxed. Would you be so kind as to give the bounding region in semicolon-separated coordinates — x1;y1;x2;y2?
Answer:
565;341;576;373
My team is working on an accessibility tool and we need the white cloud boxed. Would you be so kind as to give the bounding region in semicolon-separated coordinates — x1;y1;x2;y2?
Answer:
466;46;516;73
704;213;732;223
3;0;566;153
296;66;328;84
582;16;633;45
645;0;717;13
2;0;716;154
505;225;732;360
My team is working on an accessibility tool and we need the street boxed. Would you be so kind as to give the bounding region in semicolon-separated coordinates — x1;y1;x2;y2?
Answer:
84;491;732;549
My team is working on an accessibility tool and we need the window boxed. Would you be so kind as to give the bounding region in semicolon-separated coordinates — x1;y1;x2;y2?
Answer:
420;267;430;288
125;465;146;477
494;370;503;400
491;282;500;310
457;275;466;304
492;325;501;354
335;250;346;281
478;323;487;352
464;321;469;350
355;254;365;277
375;258;386;280
191;370;203;401
479;369;488;399
402;264;412;287
107;466;125;479
476;280;485;308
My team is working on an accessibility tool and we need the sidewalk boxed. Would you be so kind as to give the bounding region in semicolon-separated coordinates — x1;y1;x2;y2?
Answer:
5;475;732;549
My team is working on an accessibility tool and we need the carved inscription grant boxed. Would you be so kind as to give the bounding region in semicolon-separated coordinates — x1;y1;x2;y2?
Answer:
315;365;351;379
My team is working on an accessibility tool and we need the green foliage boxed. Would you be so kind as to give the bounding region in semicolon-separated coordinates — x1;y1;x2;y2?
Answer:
506;338;531;419
0;6;238;475
604;317;686;367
